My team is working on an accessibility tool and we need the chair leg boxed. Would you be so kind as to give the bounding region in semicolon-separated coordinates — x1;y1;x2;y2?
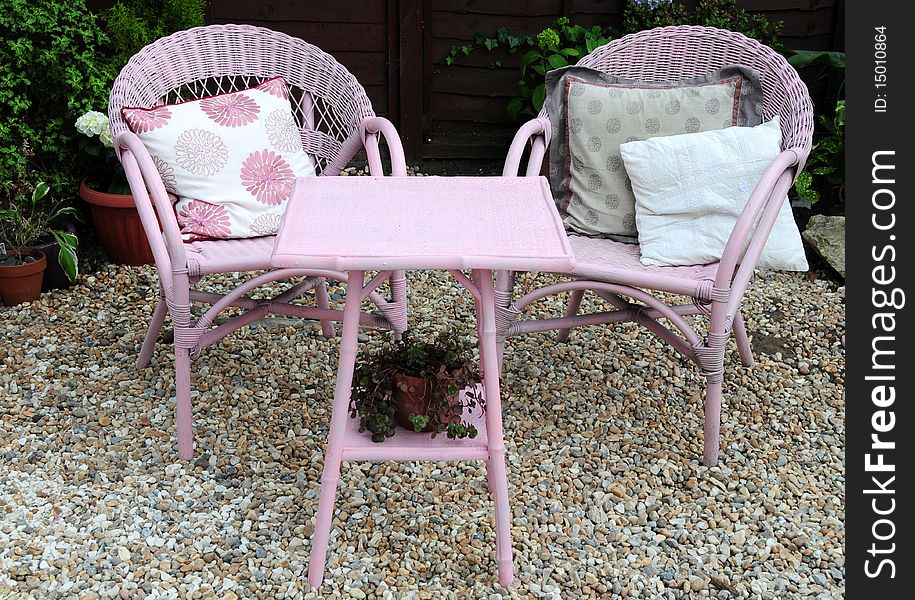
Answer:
703;379;723;467
137;297;168;368
732;310;754;367
314;279;335;339
556;289;585;343
175;346;194;461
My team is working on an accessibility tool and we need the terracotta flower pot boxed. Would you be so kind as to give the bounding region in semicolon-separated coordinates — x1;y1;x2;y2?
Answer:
392;372;461;432
0;249;46;306
79;179;156;266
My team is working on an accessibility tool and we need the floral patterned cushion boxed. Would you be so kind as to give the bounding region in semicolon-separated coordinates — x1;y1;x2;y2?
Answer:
544;65;764;241
122;76;315;240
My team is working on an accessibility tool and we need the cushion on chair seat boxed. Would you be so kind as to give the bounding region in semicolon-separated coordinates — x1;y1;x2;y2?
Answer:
568;235;719;298
184;235;278;276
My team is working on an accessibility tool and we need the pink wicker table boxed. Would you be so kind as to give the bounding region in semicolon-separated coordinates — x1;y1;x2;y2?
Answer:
271;176;573;588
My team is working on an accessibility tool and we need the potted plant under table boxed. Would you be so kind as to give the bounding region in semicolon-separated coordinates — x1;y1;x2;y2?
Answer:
350;330;486;442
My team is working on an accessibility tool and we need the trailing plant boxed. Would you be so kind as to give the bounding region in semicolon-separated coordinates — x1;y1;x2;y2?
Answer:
622;0;782;49
445;17;613;121
794;100;844;207
0;0;115;194
0;172;79;278
102;0;207;70
349;330;486;443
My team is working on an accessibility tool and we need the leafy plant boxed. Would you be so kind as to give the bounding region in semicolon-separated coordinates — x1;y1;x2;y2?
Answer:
75;110;130;195
102;0;207;70
0;0;115;194
445;17;613;121
622;0;782;49
0;176;79;279
349;330;486;443
794;100;845;206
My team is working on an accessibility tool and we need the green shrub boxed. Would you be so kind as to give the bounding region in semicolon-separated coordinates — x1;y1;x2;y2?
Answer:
622;0;782;48
445;17;613;121
0;0;114;196
794;100;845;207
102;0;206;69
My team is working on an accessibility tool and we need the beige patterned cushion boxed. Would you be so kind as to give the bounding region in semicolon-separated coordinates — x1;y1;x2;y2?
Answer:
545;65;764;240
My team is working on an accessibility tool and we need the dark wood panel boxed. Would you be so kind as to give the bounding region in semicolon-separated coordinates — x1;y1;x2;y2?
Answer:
326;52;389;86
428;0;561;16
398;0;424;155
741;0;836;10
430;93;516;123
432;65;521;95
208;18;387;52
764;8;837;36
210;0;386;23
429;13;563;40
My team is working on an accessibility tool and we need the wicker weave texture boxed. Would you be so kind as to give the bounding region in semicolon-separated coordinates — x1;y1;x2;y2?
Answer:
540;25;814;154
108;24;375;174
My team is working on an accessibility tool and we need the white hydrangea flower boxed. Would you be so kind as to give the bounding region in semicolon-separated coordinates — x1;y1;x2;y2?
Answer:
75;110;109;137
99;127;113;148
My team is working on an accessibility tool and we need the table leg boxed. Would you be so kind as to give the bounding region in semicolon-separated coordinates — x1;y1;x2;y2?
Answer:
308;270;365;589
475;269;514;587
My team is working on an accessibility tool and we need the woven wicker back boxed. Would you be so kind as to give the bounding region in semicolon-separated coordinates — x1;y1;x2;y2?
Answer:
542;25;814;153
109;24;375;175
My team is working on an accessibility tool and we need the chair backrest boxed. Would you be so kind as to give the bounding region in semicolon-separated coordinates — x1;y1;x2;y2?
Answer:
541;25;814;155
109;24;374;175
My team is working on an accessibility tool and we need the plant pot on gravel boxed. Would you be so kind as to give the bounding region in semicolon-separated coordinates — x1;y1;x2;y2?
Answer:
79;178;156;266
350;330;486;442
0;249;46;306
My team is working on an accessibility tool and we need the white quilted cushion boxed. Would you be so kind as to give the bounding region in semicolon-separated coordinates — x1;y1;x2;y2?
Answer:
620;117;808;271
122;77;316;240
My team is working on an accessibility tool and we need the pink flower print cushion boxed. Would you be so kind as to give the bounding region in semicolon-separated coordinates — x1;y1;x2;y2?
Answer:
178;200;232;239
200;93;261;127
124;106;172;133
241;150;295;205
122;76;315;240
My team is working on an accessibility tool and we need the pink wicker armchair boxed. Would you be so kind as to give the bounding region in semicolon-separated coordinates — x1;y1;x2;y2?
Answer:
108;24;409;460
500;26;814;466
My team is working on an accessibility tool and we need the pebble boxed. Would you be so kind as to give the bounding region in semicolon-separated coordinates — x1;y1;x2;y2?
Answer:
0;182;845;599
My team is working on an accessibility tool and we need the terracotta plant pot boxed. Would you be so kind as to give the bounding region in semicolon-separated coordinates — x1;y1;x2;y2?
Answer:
79;179;155;266
392;372;460;432
0;249;46;306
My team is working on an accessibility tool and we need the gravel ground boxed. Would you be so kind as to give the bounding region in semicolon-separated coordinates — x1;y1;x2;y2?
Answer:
1;178;844;600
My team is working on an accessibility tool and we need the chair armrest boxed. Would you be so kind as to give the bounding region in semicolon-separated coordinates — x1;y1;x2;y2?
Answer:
115;131;188;283
360;116;407;176
716;147;803;313
503;117;552;177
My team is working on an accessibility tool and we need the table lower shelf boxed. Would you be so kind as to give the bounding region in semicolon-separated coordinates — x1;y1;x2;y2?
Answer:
341;388;491;462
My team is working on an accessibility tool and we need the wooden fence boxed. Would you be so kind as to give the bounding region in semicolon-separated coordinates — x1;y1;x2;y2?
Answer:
104;0;846;163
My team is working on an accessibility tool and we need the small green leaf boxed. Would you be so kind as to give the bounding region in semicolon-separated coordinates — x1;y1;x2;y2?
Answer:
31;181;50;205
532;84;547;111
58;244;78;281
507;97;525;122
409;413;429;432
546;54;568;70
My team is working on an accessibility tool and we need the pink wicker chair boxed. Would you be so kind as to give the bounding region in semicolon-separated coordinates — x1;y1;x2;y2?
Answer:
109;24;409;460
500;26;814;466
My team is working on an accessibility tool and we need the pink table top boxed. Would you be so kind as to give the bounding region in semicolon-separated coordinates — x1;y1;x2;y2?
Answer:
271;176;574;272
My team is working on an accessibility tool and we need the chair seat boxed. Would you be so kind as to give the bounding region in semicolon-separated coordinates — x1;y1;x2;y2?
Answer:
185;235;277;276
568;235;719;298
